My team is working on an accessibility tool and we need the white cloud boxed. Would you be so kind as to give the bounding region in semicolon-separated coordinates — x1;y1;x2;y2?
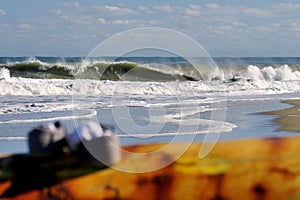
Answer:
50;9;63;15
0;9;6;15
272;3;300;10
203;5;274;18
242;7;273;17
253;21;300;40
279;21;300;39
230;21;245;27
57;2;79;7
255;24;279;32
138;6;153;14
3;1;299;56
18;24;35;31
0;23;9;34
205;3;220;9
189;5;201;10
98;18;107;24
287;22;300;31
153;5;173;12
111;19;139;25
186;5;201;16
60;15;70;20
196;4;276;19
207;25;234;36
50;9;70;20
148;20;160;25
102;6;137;15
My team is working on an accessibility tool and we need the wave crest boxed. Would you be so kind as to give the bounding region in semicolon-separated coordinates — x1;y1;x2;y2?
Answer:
230;65;300;82
1;57;300;83
1;57;202;81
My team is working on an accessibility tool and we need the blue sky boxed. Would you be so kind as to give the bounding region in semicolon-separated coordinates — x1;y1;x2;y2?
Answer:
0;0;299;57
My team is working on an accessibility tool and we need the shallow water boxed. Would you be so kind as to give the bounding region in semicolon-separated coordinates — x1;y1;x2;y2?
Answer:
0;93;299;154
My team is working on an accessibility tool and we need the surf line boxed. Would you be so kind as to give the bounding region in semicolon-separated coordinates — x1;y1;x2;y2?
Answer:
0;137;27;141
0;110;97;124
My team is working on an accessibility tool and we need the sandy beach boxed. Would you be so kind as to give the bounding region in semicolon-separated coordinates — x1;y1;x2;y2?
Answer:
266;100;300;133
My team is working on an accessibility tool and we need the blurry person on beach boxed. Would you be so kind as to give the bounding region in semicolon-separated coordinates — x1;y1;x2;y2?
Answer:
1;120;120;196
66;121;121;167
28;120;121;167
28;121;67;156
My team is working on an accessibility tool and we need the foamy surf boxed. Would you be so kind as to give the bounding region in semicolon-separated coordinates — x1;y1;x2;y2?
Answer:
0;56;300;145
0;68;299;96
0;69;299;115
0;137;27;141
0;118;237;141
0;110;97;124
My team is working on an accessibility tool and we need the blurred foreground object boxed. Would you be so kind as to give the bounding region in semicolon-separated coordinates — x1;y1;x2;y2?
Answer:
1;136;300;199
0;120;121;197
67;121;121;167
28;121;67;156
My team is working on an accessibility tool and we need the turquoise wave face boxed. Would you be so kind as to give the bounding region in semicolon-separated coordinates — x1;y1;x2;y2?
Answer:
3;62;74;79
0;59;202;81
0;56;300;81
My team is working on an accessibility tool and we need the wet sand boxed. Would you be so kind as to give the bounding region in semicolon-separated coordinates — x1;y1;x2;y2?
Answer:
266;100;300;132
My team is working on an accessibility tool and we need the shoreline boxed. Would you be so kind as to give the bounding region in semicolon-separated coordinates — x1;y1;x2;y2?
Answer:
265;99;300;133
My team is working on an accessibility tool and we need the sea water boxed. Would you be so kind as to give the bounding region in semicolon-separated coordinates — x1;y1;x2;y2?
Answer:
0;57;299;153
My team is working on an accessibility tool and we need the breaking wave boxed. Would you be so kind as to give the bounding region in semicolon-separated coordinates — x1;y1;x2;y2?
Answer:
0;56;300;96
0;56;299;82
0;57;203;81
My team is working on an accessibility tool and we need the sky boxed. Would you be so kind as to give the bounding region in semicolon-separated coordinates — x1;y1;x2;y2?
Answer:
0;0;299;57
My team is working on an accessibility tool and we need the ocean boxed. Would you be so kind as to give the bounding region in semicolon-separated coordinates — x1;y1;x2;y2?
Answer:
0;56;300;154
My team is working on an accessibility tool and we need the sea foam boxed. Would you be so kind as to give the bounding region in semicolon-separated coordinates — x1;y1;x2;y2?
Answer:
0;68;10;80
243;65;300;82
0;66;299;97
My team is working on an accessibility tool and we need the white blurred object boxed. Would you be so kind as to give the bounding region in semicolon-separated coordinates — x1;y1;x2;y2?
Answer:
67;121;104;150
28;121;67;155
67;121;121;166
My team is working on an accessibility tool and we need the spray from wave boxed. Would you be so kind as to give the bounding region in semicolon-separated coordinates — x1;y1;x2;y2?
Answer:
0;56;299;82
235;65;300;81
0;56;204;81
0;56;300;96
